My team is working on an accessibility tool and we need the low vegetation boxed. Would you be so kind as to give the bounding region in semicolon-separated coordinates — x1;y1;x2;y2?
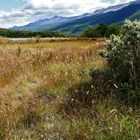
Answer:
0;21;139;140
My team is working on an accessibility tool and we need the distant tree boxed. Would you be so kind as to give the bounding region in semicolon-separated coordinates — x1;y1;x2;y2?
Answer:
81;23;120;38
81;26;99;38
106;24;121;37
97;23;108;37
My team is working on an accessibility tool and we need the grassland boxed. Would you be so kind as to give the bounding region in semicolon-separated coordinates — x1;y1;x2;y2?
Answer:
0;38;139;140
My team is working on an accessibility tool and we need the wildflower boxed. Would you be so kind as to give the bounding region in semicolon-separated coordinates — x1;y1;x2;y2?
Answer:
86;91;90;95
71;99;74;101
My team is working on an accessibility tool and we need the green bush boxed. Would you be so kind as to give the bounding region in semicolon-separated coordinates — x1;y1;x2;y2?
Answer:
97;23;108;37
81;23;120;38
92;20;140;105
106;24;121;37
81;26;100;38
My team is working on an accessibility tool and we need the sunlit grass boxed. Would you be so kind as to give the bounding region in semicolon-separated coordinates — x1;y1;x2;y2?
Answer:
0;38;139;140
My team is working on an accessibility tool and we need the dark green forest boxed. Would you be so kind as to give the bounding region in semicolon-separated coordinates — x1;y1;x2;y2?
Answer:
0;28;66;38
81;23;121;38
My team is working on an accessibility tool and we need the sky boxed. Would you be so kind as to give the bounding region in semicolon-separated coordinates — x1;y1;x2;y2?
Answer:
0;0;135;28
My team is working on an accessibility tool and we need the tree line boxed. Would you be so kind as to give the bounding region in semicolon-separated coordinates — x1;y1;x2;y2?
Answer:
81;23;121;38
0;28;66;38
0;23;121;38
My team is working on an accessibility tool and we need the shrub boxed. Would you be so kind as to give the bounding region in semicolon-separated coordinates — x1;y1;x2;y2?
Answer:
93;20;140;105
81;26;100;38
35;35;41;43
81;23;120;38
106;24;121;37
97;23;108;37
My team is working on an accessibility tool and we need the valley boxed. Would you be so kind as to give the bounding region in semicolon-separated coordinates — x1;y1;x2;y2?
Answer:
0;0;139;139
10;0;140;35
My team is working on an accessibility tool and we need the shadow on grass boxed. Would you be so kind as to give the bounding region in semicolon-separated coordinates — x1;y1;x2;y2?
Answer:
60;76;139;116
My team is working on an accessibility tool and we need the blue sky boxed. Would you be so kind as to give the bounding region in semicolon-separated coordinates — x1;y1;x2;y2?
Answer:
0;0;135;28
0;0;26;11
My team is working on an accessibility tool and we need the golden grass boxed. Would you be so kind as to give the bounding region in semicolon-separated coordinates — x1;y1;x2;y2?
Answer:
0;39;105;103
0;41;103;102
0;38;139;139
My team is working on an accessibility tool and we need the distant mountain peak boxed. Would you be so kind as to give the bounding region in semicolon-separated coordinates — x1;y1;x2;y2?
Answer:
10;0;140;34
93;2;130;15
132;0;140;4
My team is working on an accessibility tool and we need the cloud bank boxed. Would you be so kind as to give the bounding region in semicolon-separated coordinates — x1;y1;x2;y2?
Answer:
0;0;135;28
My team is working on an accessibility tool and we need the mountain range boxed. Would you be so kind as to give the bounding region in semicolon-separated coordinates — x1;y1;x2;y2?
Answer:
10;0;140;35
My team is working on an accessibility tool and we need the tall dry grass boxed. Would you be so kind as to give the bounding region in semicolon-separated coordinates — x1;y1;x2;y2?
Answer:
0;38;139;139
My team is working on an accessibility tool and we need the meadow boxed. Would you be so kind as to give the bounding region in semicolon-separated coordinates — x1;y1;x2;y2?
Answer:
0;38;139;140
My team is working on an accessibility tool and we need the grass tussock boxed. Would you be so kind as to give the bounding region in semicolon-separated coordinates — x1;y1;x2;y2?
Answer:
0;38;139;140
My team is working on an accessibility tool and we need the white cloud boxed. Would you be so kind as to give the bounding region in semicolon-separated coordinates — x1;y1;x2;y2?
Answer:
26;0;132;8
0;0;136;28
